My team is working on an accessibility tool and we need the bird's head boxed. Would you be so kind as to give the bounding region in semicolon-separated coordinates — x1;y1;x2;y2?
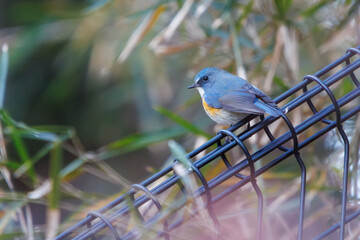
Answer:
187;67;227;96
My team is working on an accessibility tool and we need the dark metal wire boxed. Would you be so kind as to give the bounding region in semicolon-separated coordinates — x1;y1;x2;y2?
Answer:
86;211;121;240
260;114;288;152
172;159;220;238
55;46;360;240
261;111;307;240
302;74;351;240
345;48;360;87
313;209;360;240
129;184;170;240
218;129;263;240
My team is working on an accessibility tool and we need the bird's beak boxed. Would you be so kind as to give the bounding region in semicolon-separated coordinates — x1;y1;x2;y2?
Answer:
187;83;198;89
187;80;200;89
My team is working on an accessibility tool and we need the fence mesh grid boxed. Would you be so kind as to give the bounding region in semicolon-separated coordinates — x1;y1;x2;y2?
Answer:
56;47;360;240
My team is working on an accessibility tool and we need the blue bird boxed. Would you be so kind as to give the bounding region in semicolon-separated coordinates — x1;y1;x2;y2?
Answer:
188;67;282;126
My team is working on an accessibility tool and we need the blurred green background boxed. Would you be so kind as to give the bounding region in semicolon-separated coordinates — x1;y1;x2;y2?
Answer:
0;0;360;239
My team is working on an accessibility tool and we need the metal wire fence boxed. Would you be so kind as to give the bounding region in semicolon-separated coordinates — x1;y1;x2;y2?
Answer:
55;46;360;240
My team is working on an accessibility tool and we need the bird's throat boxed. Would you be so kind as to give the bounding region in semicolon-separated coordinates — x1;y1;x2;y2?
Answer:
197;87;205;97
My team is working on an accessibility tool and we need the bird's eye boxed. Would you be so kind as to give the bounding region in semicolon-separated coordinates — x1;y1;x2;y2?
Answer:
202;76;209;81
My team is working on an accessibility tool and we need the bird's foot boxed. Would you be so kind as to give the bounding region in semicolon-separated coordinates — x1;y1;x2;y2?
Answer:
224;136;232;143
224;124;233;143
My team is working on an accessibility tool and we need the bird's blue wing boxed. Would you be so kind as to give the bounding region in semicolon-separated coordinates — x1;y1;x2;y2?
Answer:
243;82;280;110
218;89;266;115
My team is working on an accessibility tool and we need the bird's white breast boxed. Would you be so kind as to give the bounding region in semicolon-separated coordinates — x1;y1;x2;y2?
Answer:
196;87;205;97
205;108;248;126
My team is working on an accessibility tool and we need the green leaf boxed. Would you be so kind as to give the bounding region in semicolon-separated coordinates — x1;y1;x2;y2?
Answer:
0;110;75;182
7;126;36;183
0;232;27;240
59;157;86;179
168;140;191;170
83;0;113;14
155;106;211;139
0;201;26;233
237;0;253;29
14;141;56;178
0;110;23;127
0;160;22;171
273;75;289;92
1;111;73;141
6;129;60;142
98;127;187;160
301;0;329;18
274;0;293;20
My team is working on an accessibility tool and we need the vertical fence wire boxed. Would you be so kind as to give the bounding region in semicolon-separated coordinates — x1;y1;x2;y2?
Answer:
219;129;264;240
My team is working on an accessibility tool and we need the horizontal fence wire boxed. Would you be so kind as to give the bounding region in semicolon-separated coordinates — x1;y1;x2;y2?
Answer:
56;46;360;240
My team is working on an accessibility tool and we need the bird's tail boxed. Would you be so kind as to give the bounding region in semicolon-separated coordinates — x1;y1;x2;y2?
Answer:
254;98;282;117
250;85;283;116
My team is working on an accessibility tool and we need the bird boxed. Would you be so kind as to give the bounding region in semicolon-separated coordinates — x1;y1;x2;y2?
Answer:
188;67;282;126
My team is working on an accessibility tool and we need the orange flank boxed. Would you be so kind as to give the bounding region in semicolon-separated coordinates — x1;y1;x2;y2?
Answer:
201;97;245;126
202;98;221;116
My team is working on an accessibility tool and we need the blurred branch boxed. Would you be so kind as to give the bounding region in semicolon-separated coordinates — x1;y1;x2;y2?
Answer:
150;0;195;52
118;5;166;63
230;18;246;79
194;0;213;19
264;25;286;92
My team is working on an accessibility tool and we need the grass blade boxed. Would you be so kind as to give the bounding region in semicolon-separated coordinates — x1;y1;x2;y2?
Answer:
168;140;191;169
118;5;166;63
0;44;15;190
0;44;9;109
14;142;55;178
0;200;26;233
99;127;186;160
155;106;211;139
46;140;62;239
168;140;210;225
83;0;113;14
229;14;247;79
301;0;329;17
7;126;36;184
48;141;62;209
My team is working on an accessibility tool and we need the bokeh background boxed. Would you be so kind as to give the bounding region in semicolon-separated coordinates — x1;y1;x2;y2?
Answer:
0;0;360;239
